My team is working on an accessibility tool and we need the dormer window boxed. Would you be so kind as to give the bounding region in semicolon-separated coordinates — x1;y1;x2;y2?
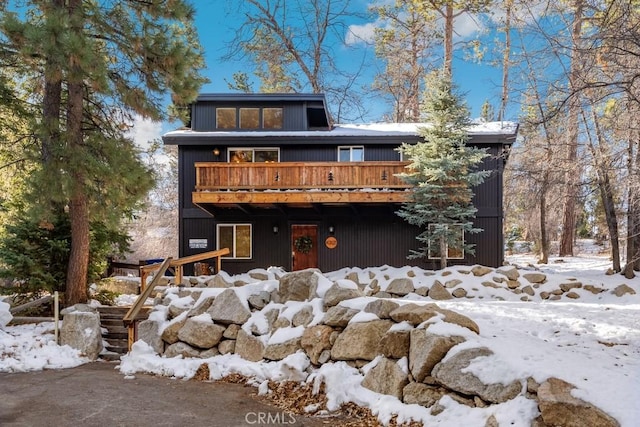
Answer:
215;107;283;130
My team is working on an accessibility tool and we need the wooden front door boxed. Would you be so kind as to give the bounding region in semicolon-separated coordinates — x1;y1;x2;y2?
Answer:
291;225;318;271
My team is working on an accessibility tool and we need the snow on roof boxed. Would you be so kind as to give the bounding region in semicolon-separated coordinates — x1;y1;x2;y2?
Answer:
163;120;518;139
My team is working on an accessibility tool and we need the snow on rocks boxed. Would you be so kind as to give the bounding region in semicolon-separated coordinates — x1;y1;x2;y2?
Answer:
119;264;636;426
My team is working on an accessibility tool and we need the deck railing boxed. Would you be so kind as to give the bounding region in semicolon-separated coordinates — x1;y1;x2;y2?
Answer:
194;161;411;191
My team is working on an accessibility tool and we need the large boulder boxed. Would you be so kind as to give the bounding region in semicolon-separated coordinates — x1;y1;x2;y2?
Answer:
431;347;522;404
409;330;464;382
177;314;226;349
264;336;302;361
322;305;359;327
402;382;447;407
301;325;334;365
323;282;363;307
428;282;453;300
60;311;103;360
137;319;164;354
278;269;320;301
362;357;409;400
364;299;400;319
164;341;200;358
378;328;411;359
207;289;251;325
389;303;439;326
331;320;394;361
386;278;415;296
161;315;187;344
235;329;265;362
537;377;620;427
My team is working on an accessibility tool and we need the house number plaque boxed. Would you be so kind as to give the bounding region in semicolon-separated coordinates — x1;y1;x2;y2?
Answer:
325;236;337;249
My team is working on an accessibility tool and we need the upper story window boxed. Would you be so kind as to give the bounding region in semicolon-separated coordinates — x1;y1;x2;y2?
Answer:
229;147;280;163
338;146;364;162
240;108;260;129
216;108;236;129
216;107;283;130
263;108;283;129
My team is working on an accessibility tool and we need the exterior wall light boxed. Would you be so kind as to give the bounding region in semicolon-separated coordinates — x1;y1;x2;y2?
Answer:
328;226;335;235
273;225;279;234
213;148;220;157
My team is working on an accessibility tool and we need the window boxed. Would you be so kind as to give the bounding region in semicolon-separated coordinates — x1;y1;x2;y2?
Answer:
263;108;283;129
217;224;252;259
428;224;465;260
216;108;236;129
229;148;279;163
338;146;364;162
240;108;260;129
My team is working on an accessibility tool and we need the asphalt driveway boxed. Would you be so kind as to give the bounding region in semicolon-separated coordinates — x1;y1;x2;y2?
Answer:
0;361;329;427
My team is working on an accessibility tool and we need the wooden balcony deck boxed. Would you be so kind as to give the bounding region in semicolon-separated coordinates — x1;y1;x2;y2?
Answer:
193;161;412;207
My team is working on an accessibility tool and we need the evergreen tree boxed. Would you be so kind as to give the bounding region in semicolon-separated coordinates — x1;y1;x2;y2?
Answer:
0;0;206;304
397;71;490;269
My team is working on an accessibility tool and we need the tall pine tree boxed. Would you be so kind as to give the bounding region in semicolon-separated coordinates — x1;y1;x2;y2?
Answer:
0;0;206;304
397;71;490;269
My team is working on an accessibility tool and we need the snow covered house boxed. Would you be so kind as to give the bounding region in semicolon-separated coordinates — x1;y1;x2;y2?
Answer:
162;93;517;275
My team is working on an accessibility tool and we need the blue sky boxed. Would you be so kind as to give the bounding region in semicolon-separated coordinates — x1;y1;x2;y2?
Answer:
188;0;511;124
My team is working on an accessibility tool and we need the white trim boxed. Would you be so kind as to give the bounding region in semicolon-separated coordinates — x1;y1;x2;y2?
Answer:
337;145;364;162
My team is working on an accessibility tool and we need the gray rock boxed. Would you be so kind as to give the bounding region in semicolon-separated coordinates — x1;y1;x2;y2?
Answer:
177;316;226;349
322;305;359;328
235;329;265;362
611;284;636;297
60;311;102;360
402;382;446;407
207;289;251;325
523;272;546;284
331;320;394;361
291;305;315;327
323;283;363;307
164;341;200;358
137;319;164;354
187;296;216;318
364;299;400;319
278;269;320;302
432;347;522;403
409;329;464;382
247;291;271;310
537;377;620;427
301;325;334;365
445;279;463;289
361;357;409;400
521;285;535;296
386;278;415;296
428;281;453;300
389;303;439;326
452;288;468;298
471;265;493;277
199;348;220;358
218;339;235;355
378;329;411;359
161;316;187;344
560;281;582;292
263;336;302;361
223;323;241;339
205;274;231;288
496;266;519;281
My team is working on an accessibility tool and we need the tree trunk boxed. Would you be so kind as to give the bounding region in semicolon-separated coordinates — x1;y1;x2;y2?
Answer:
64;0;89;305
623;132;639;278
443;4;454;78
559;0;584;257
499;0;512;121
538;184;549;264
440;234;448;270
586;108;621;272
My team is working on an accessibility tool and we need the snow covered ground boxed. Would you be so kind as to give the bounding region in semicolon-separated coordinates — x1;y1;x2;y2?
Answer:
1;251;639;426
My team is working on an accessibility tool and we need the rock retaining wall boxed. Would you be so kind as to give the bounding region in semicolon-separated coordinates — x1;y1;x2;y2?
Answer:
131;266;620;427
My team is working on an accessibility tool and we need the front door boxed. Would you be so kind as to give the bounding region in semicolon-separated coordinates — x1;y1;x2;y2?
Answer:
291;224;318;271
